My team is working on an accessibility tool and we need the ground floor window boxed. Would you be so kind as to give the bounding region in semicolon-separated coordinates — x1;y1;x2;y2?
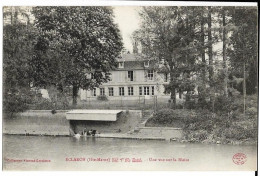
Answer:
151;86;154;95
139;87;142;95
108;87;114;96
119;87;124;96
100;88;105;96
144;86;149;95
91;73;95;79
91;88;96;96
128;87;134;96
164;87;170;95
164;73;168;82
179;91;182;99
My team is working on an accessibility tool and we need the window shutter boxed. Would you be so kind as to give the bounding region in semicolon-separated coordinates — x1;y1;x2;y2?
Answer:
133;71;136;82
144;70;147;82
125;71;128;82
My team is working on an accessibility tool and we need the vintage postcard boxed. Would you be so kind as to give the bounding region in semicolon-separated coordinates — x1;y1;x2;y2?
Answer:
1;1;258;174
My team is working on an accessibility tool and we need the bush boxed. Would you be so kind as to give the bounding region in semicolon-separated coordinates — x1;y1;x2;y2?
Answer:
3;93;30;117
246;107;257;116
184;99;196;109
196;97;211;110
145;109;194;127
224;126;254;140
33;99;54;110
97;95;108;101
214;95;233;113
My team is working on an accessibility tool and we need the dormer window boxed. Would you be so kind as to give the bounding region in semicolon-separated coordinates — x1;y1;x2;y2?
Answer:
144;60;149;67
118;62;124;68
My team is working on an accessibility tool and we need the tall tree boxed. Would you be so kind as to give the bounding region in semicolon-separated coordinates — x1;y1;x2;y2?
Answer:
134;7;200;108
207;6;215;108
222;7;228;97
227;7;258;95
3;23;37;116
32;7;123;105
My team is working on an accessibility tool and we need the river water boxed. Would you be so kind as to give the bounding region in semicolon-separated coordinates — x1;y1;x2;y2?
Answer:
3;135;257;171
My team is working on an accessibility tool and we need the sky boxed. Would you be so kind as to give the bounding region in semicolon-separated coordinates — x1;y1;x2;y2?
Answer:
113;6;141;53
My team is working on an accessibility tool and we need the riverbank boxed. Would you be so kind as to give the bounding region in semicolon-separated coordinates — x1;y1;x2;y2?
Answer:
3;110;183;140
145;107;257;145
3;110;142;136
3;110;70;136
3;101;257;145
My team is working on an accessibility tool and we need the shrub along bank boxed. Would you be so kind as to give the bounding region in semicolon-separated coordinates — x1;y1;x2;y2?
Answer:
145;95;257;145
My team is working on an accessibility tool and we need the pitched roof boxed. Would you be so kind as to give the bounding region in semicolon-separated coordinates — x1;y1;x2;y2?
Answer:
115;53;159;71
116;53;150;61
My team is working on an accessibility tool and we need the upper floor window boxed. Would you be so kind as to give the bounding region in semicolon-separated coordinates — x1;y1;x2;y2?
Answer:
118;62;124;68
100;88;105;96
148;70;154;80
128;71;133;81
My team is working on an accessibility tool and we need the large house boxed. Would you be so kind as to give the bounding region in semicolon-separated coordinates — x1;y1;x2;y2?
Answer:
80;53;179;101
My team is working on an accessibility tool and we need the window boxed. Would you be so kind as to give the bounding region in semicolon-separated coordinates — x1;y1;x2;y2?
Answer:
108;87;114;96
151;86;154;95
119;87;124;96
91;73;95;79
100;88;105;96
179;91;182;99
164;73;168;82
118;62;124;68
139;87;142;96
164;87;169;95
128;87;134;96
144;60;149;67
148;70;154;80
128;71;133;81
91;88;96;96
144;86;149;95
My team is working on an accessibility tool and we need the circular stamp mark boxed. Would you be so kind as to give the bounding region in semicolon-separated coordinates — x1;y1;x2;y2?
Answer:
232;153;247;165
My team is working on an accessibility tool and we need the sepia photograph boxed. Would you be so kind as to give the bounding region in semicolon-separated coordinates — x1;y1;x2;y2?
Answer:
1;2;258;172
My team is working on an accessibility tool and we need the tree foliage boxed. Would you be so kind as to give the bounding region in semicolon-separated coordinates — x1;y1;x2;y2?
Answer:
227;7;258;95
135;7;210;108
32;7;123;105
3;23;37;115
134;6;258;109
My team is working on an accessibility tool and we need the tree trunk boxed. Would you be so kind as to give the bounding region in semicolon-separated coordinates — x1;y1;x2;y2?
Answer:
243;62;246;115
208;6;214;110
169;67;176;109
170;87;176;109
201;11;206;86
72;84;79;106
199;9;207;105
223;8;228;97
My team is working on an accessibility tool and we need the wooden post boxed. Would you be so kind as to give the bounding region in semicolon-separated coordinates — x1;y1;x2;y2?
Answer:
155;96;158;112
243;61;246;115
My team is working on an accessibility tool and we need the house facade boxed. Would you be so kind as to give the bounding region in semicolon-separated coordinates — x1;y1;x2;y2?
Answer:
79;54;178;101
